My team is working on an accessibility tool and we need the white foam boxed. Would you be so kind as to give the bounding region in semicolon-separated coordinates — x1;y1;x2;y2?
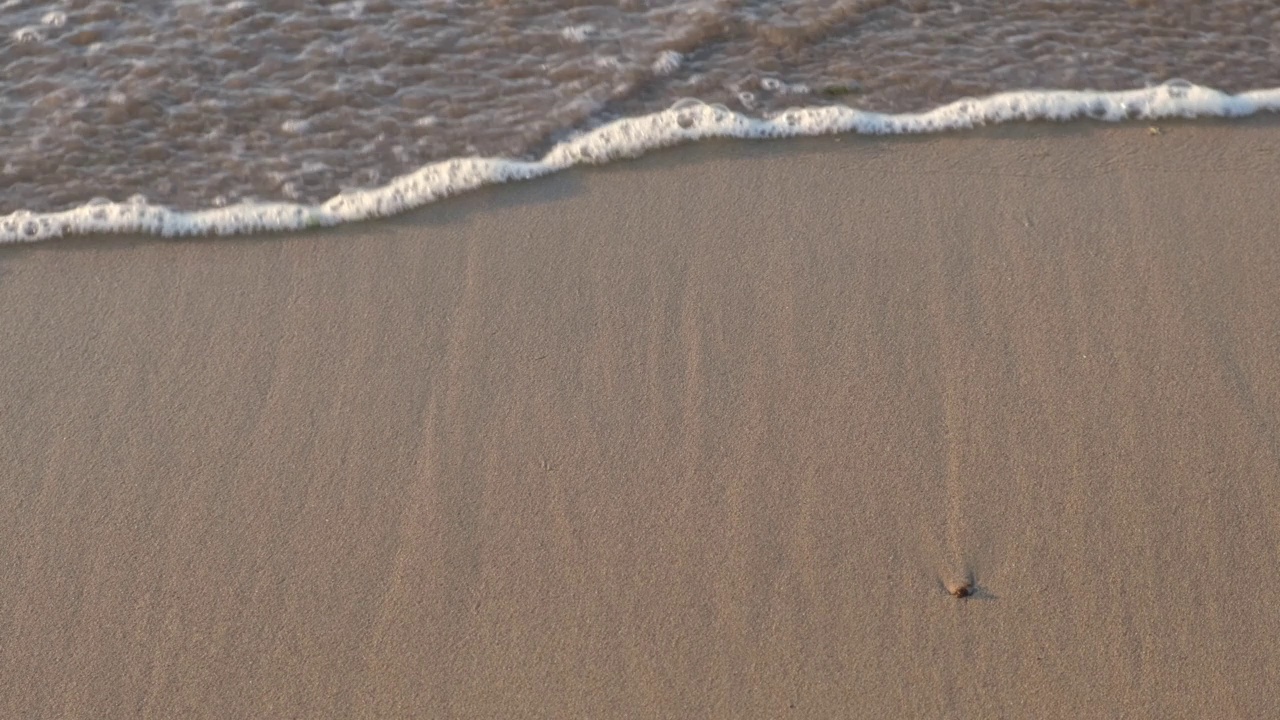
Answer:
651;50;683;76
329;0;364;19
12;26;45;43
4;81;1279;245
560;24;594;43
760;78;810;96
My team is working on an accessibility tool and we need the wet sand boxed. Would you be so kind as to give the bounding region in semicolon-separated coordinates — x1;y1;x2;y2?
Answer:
2;120;1279;718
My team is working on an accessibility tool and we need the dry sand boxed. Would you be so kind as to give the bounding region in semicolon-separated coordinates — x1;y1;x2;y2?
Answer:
2;119;1279;718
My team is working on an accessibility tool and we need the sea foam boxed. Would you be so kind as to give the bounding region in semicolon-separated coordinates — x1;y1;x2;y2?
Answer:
3;82;1278;245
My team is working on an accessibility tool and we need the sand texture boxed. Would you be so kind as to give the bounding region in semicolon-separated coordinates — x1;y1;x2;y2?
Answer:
2;120;1279;718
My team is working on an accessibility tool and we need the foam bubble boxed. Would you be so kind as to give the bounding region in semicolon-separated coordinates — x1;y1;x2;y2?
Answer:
760;78;812;97
4;82;1279;245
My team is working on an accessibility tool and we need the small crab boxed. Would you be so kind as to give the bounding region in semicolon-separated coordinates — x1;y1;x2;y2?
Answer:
944;571;977;599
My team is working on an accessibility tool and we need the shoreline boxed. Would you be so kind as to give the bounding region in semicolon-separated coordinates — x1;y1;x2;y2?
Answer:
3;120;1279;717
5;81;1280;244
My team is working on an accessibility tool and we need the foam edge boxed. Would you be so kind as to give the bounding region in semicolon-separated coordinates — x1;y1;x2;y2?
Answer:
4;82;1278;245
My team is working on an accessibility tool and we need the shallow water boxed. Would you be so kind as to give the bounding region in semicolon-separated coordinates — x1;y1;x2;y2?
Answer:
3;0;1280;233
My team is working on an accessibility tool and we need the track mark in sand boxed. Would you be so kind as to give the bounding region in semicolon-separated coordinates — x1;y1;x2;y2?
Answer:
935;345;971;586
922;219;985;587
359;237;483;696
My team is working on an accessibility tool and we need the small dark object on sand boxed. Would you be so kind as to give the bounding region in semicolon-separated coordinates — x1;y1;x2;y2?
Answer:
948;581;973;599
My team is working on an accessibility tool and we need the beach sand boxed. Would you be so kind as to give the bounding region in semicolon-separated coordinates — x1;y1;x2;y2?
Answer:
2;119;1279;718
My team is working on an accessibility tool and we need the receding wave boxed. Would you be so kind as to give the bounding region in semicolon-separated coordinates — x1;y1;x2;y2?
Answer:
3;81;1277;245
